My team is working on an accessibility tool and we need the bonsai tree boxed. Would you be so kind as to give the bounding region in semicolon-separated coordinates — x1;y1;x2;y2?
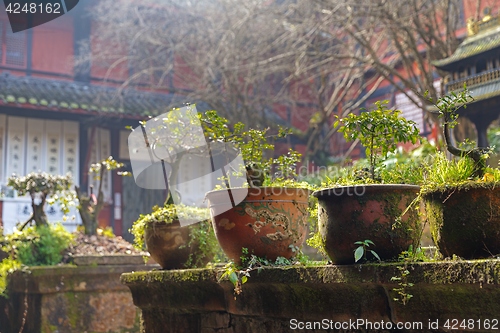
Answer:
7;172;73;230
75;156;127;235
200;110;300;187
433;87;490;178
334;100;421;181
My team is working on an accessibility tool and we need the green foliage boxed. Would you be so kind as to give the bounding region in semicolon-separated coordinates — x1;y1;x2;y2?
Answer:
184;219;221;268
131;204;210;250
219;261;249;297
353;239;380;263
430;86;490;178
487;126;500;153
219;247;308;298
89;156;128;178
130;204;219;267
398;245;437;262
391;265;414;305
5;224;74;266
200;110;301;187
335;100;420;180
0;258;21;297
98;226;115;238
433;86;473;130
76;156;127;235
0;224;73;297
7;172;75;228
420;151;500;193
7;172;72;197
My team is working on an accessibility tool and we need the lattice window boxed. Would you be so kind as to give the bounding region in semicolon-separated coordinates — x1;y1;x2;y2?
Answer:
1;21;26;67
5;25;26;66
0;24;3;63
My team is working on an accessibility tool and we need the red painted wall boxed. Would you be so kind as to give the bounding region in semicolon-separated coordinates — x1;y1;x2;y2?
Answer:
31;16;74;76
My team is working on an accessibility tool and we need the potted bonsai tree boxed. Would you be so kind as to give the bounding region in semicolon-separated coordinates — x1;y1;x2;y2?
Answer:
75;156;127;236
202;111;311;265
130;204;218;269
422;87;500;259
128;106;221;269
312;100;423;264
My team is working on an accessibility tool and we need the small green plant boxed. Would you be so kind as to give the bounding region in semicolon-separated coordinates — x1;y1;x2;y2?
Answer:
431;86;491;178
354;240;381;263
219;261;249;298
391;265;414;305
334;100;420;181
398;245;431;262
219;247;307;298
97;226;115;238
4;224;74;266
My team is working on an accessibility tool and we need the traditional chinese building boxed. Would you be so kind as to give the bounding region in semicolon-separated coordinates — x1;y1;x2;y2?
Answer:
433;8;500;147
0;3;192;239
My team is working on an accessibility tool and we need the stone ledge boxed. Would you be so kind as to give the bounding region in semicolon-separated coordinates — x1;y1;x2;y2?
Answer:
122;260;500;333
3;264;152;333
9;264;154;293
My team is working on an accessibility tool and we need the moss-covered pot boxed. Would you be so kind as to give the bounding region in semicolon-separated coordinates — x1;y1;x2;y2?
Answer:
313;184;421;264
423;186;500;259
145;220;215;269
206;187;309;264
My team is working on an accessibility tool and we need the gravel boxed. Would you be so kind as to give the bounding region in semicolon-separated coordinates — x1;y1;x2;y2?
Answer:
62;232;147;263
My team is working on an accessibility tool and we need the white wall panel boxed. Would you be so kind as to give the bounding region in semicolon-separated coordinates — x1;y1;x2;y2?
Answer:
26;118;45;173
6;117;26;177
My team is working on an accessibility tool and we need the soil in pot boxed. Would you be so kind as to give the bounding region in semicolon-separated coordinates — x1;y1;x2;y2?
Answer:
313;184;422;265
206;187;309;265
424;186;500;259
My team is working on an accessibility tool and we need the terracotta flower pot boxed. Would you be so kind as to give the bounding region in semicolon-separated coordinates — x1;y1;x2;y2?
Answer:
423;186;500;259
313;184;421;265
206;187;309;264
144;221;214;269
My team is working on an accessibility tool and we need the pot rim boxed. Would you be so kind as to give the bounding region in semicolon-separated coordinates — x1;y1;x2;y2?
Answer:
312;184;420;198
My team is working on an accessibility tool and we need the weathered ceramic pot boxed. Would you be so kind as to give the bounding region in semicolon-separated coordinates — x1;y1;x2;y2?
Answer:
144;221;214;269
423;186;500;259
313;184;421;265
206;187;309;264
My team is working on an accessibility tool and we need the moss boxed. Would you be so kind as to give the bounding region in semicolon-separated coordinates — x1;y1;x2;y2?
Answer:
423;186;500;258
121;268;217;285
317;186;421;264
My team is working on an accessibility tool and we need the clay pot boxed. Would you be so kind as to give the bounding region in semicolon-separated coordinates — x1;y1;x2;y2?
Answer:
423;186;500;259
206;187;309;264
313;184;421;265
144;221;213;269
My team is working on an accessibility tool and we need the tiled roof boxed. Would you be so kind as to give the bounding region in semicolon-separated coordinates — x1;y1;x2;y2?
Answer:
464;78;500;102
433;25;500;69
0;72;181;117
426;78;500;113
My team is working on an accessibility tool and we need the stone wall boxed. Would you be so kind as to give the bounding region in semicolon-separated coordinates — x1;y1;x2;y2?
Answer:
1;264;151;333
122;260;500;333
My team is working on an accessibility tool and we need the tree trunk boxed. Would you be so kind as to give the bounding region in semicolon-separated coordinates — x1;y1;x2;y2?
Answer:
75;185;98;236
32;203;48;227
